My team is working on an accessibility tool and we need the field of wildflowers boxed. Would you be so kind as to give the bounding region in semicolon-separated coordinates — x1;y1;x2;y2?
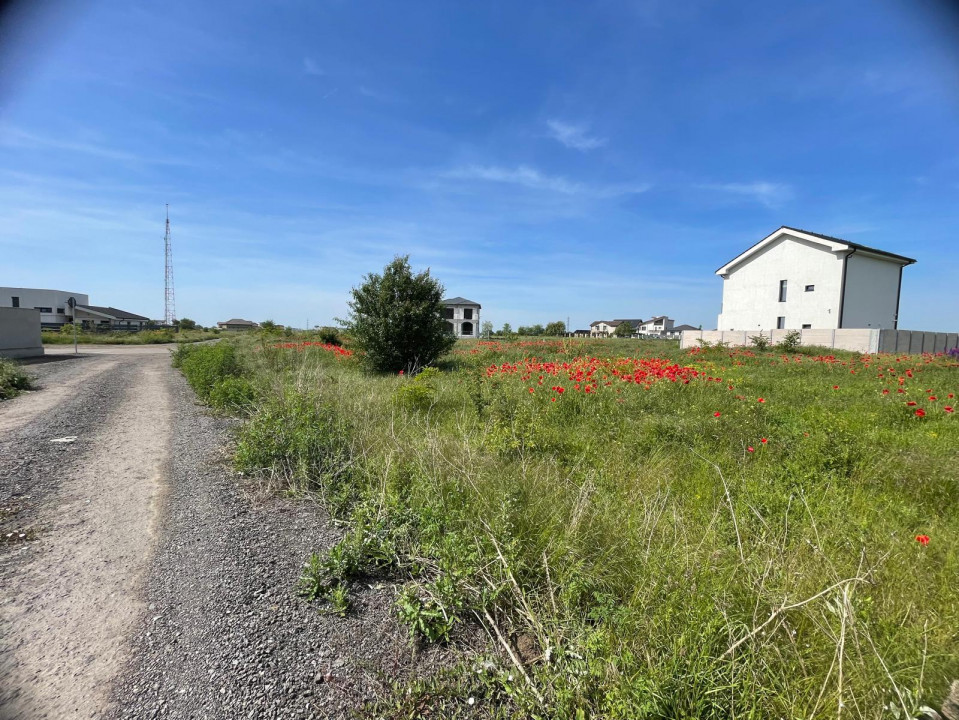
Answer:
198;335;959;718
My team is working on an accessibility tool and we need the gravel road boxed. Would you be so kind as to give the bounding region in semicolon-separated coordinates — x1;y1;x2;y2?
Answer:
0;346;461;720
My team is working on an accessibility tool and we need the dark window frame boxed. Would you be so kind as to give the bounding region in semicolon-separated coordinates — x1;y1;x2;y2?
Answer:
805;284;815;292
11;296;19;308
777;316;786;330
779;280;787;302
802;323;812;329
463;308;473;320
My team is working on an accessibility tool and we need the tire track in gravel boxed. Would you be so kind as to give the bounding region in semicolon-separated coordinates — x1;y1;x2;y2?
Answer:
0;353;171;720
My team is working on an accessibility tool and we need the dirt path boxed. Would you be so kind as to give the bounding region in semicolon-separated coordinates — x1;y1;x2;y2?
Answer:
0;348;172;720
1;345;465;719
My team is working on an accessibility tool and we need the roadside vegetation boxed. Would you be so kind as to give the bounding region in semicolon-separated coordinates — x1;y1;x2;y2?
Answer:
42;327;220;345
0;358;32;400
175;332;959;718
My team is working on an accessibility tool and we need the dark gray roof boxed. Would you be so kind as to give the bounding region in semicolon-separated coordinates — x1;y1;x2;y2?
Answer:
218;318;257;325
613;318;644;326
442;297;481;308
717;226;917;273
78;305;150;321
673;324;698;332
780;226;917;264
644;316;671;323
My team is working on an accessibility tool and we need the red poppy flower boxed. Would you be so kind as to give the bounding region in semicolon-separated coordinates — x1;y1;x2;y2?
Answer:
945;406;954;413
713;411;721;418
757;398;765;403
398;370;404;376
832;385;839;390
760;437;768;444
907;401;917;406
929;396;937;401
747;446;755;453
915;409;926;417
528;387;534;394
915;534;930;546
882;389;889;395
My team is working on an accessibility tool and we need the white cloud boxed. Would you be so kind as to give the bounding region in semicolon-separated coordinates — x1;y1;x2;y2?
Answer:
302;57;325;76
698;181;793;208
546;120;607;151
444;164;648;198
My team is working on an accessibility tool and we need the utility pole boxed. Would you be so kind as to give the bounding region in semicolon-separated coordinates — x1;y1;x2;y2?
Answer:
164;204;176;326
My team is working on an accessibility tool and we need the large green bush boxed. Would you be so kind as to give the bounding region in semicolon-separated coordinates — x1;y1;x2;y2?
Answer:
340;255;455;373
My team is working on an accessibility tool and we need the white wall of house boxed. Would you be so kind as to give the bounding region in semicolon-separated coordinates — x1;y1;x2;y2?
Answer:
716;229;912;331
0;287;89;327
717;236;845;330
444;304;480;337
841;252;902;329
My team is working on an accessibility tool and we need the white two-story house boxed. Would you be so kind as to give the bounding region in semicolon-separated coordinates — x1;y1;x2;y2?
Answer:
638;316;674;336
715;227;916;331
442;297;481;337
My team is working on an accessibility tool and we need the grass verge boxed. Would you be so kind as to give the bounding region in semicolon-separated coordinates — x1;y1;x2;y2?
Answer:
175;334;959;718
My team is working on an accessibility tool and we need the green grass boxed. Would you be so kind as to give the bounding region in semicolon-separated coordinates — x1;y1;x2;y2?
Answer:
177;334;959;718
0;358;32;400
41;328;220;344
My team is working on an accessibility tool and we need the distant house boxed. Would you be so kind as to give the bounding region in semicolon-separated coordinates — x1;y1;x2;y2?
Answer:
217;318;258;331
716;226;915;331
441;297;481;338
590;319;643;337
571;329;591;338
637;316;674;336
665;323;698;339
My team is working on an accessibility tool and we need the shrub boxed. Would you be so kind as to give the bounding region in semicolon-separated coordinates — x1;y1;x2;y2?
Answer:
234;391;354;504
208;376;258;413
749;333;770;350
317;327;342;346
177;343;242;401
0;359;32;400
776;329;802;352
340;255;455;374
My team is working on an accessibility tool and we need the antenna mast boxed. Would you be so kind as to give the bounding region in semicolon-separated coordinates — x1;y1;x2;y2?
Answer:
164;204;176;325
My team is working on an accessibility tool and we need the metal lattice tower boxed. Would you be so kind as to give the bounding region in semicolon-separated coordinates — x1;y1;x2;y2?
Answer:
164;204;176;325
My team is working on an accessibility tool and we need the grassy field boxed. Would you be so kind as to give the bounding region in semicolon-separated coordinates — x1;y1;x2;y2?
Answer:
176;335;958;718
0;358;32;400
41;328;221;345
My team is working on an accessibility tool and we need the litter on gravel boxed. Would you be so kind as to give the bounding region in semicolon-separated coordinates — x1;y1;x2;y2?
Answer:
49;436;78;443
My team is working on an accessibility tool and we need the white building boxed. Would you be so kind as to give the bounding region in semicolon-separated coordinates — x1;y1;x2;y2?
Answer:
442;297;481;338
1;287;89;328
0;287;151;330
638;316;674;336
715;227;915;331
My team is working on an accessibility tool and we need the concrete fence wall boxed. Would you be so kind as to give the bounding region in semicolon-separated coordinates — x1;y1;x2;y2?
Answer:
0;308;44;359
680;328;959;355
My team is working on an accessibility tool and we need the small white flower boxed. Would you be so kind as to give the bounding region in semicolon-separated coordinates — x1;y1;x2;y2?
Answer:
467;697;475;706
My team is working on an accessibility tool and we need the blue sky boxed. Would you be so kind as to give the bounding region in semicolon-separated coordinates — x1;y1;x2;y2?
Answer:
2;0;958;330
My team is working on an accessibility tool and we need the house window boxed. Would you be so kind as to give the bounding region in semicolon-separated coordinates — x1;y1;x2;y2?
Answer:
56;307;65;314
802;323;812;329
777;316;786;330
805;285;815;292
463;308;473;320
11;296;19;307
778;280;787;302
461;321;473;336
442;307;454;320
34;306;53;313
